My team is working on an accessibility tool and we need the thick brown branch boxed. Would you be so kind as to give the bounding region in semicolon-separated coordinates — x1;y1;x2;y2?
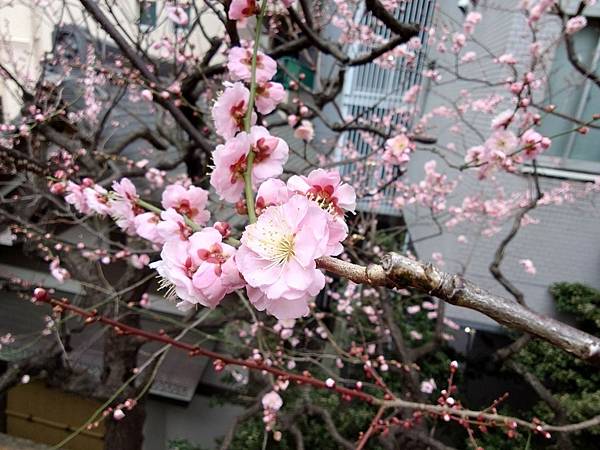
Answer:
365;0;420;40
316;254;600;364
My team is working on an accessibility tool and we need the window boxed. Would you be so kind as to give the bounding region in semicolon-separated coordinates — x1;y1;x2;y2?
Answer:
540;19;600;170
139;1;157;28
337;0;436;214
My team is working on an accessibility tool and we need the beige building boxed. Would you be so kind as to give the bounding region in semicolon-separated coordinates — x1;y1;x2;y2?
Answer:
0;0;224;119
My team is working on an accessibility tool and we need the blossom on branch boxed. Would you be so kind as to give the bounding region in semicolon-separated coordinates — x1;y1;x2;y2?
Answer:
166;5;189;26
211;82;256;139
383;134;415;166
134;212;163;245
150;228;243;309
287;168;356;216
237;195;340;319
227;46;277;84
110;178;142;234
210;127;289;203
161;184;210;226
83;185;111;216
255;81;286;114
229;0;258;20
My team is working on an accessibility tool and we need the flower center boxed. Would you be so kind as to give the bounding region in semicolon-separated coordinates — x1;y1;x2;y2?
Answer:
242;0;258;16
253;137;276;163
246;211;296;267
176;199;198;219
230;155;248;183
307;185;339;215
230;100;247;129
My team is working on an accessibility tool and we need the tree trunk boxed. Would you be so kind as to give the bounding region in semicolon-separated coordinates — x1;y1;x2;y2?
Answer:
104;396;146;450
101;315;146;450
100;274;150;450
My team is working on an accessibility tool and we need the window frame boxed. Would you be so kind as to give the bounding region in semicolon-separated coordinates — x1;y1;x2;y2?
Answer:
139;0;157;30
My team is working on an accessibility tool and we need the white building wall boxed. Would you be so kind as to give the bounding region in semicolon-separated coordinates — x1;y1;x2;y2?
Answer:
0;0;224;119
404;1;600;330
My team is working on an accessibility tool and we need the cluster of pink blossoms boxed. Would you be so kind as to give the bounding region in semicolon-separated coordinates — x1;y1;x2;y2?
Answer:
54;25;357;319
239;170;355;319
58;167;356;317
383;133;415;166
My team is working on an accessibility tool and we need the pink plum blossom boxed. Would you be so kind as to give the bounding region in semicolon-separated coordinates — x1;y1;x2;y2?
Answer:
161;184;210;225
50;259;70;283
406;305;421;315
256;178;291;212
463;11;482;34
528;0;554;23
188;228;245;307
485;130;518;155
64;181;90;214
151;228;243;309
491;109;514;129
287;169;356;215
151;239;201;308
566;16;587;34
166;5;189;26
383;134;415;165
420;378;437;394
134;212;164;245
249;126;289;181
262;391;283;411
422;300;437;310
237;195;335;319
461;51;477;63
130;254;150;269
452;33;466;52
262;390;283;430
410;330;423;340
227;46;277;83
520;128;551;159
211;82;256;139
141;89;153;101
246;286;313;321
402;85;421;103
519;259;537;275
210;132;252;202
229;0;258;20
286;168;354;256
255;81;286;114
497;53;517;65
110;178;142;234
210;127;289;203
156;208;194;242
294;120;314;142
84;185;110;216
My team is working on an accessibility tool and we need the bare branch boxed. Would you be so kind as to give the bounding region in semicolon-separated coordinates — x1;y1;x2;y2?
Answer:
316;254;600;364
78;0;212;151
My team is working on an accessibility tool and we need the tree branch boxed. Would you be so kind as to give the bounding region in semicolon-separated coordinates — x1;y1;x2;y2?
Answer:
78;0;212;151
316;254;600;364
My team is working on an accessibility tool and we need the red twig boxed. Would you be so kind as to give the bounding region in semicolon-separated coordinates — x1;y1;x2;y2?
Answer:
356;405;386;450
34;292;376;403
